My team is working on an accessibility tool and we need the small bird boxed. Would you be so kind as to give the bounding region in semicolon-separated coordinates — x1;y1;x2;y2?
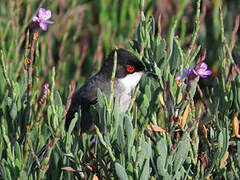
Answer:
31;48;147;171
32;48;146;166
65;48;146;132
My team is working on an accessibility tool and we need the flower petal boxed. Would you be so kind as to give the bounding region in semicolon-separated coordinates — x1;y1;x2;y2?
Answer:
203;70;212;76
45;20;55;24
40;22;47;31
38;8;46;18
199;74;208;78
188;68;194;75
183;68;188;74
199;62;208;70
175;75;187;80
32;16;39;22
38;8;51;20
44;10;52;20
192;69;198;76
91;136;98;143
199;70;212;78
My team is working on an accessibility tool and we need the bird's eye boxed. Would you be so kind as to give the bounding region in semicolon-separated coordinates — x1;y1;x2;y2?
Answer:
126;65;135;73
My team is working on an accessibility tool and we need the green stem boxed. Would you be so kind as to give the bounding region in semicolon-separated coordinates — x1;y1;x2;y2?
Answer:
219;7;240;76
186;0;201;61
128;84;140;113
108;49;117;109
0;50;13;88
95;125;116;161
174;37;184;63
189;91;195;122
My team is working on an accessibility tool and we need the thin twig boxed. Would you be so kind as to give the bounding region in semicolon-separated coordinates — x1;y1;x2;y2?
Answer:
219;8;240;76
186;0;201;61
0;50;13;88
94;125;116;161
230;15;240;51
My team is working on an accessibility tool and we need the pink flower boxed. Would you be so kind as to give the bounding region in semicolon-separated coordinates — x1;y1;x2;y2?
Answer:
33;8;55;31
193;62;212;78
175;62;212;86
43;83;50;95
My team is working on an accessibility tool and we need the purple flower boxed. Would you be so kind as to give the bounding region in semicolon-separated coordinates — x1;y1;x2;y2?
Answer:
91;136;100;144
91;132;103;144
193;62;212;78
33;8;55;31
175;62;212;82
175;68;193;81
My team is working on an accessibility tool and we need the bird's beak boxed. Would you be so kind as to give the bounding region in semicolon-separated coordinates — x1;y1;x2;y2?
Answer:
144;70;160;82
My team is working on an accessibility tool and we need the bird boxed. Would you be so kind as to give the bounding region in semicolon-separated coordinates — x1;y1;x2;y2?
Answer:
65;48;146;133
31;48;147;170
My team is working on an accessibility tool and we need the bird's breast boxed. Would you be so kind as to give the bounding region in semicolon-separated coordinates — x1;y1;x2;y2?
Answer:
114;72;144;112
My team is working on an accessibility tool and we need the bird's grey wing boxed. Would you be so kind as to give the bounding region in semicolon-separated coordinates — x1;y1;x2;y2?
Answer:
65;75;105;131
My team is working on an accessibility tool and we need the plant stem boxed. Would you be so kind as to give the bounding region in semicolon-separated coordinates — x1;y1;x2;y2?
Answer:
186;0;201;61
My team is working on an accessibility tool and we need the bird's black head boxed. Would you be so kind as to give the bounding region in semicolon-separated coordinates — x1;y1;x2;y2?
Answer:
101;48;145;79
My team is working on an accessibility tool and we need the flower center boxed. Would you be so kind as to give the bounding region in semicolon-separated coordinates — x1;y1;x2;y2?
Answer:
40;18;46;22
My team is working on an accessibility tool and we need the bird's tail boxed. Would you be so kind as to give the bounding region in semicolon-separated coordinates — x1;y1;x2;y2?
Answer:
31;136;52;171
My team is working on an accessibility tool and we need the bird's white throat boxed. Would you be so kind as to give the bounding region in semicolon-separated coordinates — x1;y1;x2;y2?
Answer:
118;72;144;93
112;72;144;112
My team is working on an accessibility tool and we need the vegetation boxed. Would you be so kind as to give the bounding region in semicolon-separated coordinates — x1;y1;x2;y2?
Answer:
0;0;240;179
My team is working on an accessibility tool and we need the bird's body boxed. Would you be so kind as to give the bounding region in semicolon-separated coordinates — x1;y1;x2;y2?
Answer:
32;48;146;170
65;48;145;132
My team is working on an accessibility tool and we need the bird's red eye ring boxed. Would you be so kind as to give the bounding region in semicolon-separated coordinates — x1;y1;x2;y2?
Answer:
126;65;135;73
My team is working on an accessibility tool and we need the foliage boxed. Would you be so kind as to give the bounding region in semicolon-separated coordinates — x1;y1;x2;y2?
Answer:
0;0;240;179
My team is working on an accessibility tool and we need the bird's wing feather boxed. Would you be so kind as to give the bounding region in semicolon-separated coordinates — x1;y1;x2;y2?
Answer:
65;74;110;131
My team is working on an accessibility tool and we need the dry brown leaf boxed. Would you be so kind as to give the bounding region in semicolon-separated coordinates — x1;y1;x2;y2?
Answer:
202;125;207;139
180;104;190;128
232;113;240;138
93;174;99;180
147;125;165;133
220;151;229;167
61;166;76;172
